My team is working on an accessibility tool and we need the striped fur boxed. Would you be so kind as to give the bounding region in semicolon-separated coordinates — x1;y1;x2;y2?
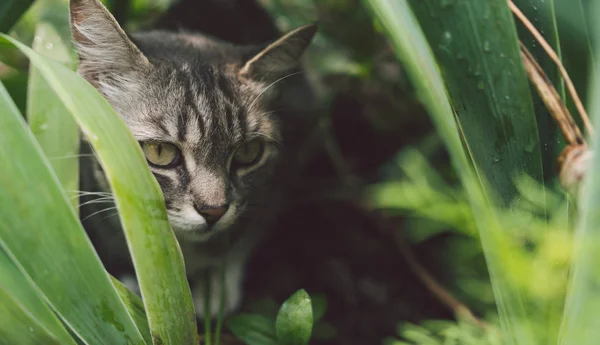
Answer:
71;0;317;316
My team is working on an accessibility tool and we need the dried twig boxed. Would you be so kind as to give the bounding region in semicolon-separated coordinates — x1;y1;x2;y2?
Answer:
519;43;586;147
357;203;485;328
509;0;595;137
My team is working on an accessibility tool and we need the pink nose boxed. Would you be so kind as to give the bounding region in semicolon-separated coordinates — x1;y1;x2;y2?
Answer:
195;204;229;225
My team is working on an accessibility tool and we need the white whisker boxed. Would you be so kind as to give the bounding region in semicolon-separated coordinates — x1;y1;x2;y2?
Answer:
68;190;113;198
247;71;303;112
82;207;119;222
79;197;115;208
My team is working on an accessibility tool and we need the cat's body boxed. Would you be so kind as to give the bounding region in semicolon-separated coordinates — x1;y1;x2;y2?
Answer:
72;0;317;316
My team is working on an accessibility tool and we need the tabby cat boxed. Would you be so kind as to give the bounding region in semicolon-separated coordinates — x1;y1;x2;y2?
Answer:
70;0;317;316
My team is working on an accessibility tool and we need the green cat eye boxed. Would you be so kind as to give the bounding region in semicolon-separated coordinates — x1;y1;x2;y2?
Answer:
233;139;264;168
141;141;181;167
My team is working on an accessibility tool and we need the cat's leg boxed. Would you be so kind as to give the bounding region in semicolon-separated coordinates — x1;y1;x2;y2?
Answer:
192;255;246;318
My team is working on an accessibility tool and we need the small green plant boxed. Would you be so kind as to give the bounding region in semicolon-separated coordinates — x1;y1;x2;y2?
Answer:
228;290;320;345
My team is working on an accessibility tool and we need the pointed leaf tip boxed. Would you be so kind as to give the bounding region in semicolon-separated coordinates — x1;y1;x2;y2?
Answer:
275;289;313;345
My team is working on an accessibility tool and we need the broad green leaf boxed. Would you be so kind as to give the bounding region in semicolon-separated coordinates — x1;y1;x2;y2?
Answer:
27;22;79;211
0;34;198;345
228;314;277;345
555;0;596;121
407;0;543;206
275;289;313;345
0;0;35;33
0;288;62;345
111;277;152;345
558;3;600;343
513;0;564;183
0;250;76;345
363;1;537;344
0;81;146;345
513;2;569;335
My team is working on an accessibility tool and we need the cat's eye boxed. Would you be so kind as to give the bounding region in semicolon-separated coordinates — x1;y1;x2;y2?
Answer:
232;139;264;168
141;141;181;167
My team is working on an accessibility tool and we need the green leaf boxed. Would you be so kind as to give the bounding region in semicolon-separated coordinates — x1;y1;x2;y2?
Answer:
559;3;600;342
513;0;564;182
407;0;543;206
228;314;278;345
0;80;146;345
0;249;77;345
555;0;596;111
362;1;537;344
27;22;79;211
275;289;313;345
0;0;35;33
0;34;198;345
0;288;62;345
111;277;152;345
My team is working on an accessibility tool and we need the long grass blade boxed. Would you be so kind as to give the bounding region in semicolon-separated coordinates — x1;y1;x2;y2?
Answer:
27;22;80;211
0;34;199;345
110;277;152;345
0;0;35;33
558;3;600;342
512;0;566;182
406;0;543;206
362;1;537;344
0;81;146;345
0;249;77;345
0;289;62;345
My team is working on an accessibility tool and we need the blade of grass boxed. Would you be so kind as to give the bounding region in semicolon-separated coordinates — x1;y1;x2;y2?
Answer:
0;249;77;345
513;0;564;184
27;22;79;211
406;0;543;206
0;34;199;345
0;81;147;345
204;274;213;345
363;1;537;344
0;288;63;345
558;3;600;342
215;266;227;345
0;0;35;33
555;0;596;114
110;277;152;345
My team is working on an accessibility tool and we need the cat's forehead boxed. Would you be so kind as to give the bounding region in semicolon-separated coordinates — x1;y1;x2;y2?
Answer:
121;60;271;158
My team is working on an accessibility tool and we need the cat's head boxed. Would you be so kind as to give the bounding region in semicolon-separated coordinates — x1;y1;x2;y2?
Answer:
70;0;316;241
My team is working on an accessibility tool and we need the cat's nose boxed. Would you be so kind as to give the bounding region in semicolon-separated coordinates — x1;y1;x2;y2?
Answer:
194;204;229;225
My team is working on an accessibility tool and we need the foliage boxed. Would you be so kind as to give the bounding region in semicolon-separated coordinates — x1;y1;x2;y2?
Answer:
385;318;503;345
4;0;600;345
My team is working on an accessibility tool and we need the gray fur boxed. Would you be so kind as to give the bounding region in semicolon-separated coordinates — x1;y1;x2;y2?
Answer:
71;0;317;316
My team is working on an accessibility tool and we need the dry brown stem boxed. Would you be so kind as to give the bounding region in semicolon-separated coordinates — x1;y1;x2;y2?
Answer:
509;0;594;137
357;204;485;328
519;43;586;146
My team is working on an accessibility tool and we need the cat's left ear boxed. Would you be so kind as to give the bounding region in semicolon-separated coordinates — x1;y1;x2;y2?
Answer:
239;23;318;81
69;0;150;85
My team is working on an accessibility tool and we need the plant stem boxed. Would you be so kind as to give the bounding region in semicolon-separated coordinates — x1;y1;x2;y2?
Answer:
203;273;212;345
214;264;227;345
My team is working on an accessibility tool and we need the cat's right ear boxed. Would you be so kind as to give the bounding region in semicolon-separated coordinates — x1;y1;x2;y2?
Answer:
70;0;150;85
239;23;317;81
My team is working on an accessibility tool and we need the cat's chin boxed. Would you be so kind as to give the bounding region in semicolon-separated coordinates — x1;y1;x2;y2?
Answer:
168;217;235;243
174;228;218;242
170;223;222;242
